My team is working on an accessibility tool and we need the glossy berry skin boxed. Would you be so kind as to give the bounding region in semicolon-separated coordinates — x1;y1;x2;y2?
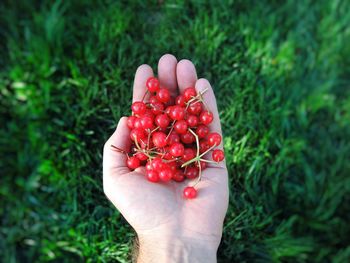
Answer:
140;116;154;129
134;118;143;129
169;142;185;157
167;161;178;172
212;149;225;162
156;88;170;103
155;114;170;128
149;96;158;104
175;95;186;106
188;101;202;115
131;101;147;115
160;147;173;160
146;170;160;182
186;115;199;127
127;116;137;129
183;186;197;199
159;168;173;182
207;132;222;147
146;77;160;92
182;148;196;162
174;120;188;134
199;139;210;153
135;152;148;161
150;101;164;115
130;128;145;142
183;87;197;102
167;131;180;145
173;170;185;182
185;166;199;179
196;124;209;138
151;157;165;170
181;130;195;144
169;106;185;120
146;161;153;171
152;132;167;148
126;156;140;170
200;111;214;125
143;109;155;120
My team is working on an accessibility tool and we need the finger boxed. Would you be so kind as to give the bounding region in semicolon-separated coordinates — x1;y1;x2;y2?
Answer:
103;117;131;176
133;64;154;103
195;79;226;170
176;59;198;94
158;54;178;97
195;78;222;134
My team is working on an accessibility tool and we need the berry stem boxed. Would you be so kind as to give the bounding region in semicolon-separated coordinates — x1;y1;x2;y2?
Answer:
181;129;201;168
165;120;176;140
110;145;127;154
193;160;202;187
199;158;217;164
141;90;149;102
198;144;217;158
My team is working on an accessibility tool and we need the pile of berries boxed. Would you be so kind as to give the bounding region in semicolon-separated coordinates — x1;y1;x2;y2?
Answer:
112;77;224;199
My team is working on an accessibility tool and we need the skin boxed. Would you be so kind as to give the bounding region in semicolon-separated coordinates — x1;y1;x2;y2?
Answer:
103;54;229;263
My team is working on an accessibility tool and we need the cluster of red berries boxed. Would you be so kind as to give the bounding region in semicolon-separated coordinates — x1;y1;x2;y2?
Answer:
112;77;225;199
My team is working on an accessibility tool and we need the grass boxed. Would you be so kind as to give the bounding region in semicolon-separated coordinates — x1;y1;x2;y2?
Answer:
1;0;350;262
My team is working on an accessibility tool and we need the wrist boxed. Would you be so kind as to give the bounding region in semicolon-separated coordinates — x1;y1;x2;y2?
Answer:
136;233;218;263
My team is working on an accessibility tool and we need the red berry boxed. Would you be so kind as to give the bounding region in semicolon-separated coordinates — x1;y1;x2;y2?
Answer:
182;148;196;162
155;114;170;128
135;152;148;161
186;115;199;127
207;132;222;147
130;128;145;142
175;95;186;106
173;170;185;182
156;88;170;103
181;130;195;144
165;106;173;115
169;106;185;120
169;142;185;157
174;120;188;134
152;132;167;147
187;101;202;115
185;166;199;179
200;111;213;125
127;116;137;129
199;139;210;153
146;170;160;182
151;157;165;170
146;77;160;92
183;87;197;102
161;147;173;160
196;125;209;138
131;101;147;115
127;156;140;170
183;186;197;199
196;160;207;170
167;131;180;145
150;101;164;115
134;118;142;129
159;168;173;182
140;116;154;130
167;161;178;172
146;161;153;171
212;149;225;162
149;96;159;104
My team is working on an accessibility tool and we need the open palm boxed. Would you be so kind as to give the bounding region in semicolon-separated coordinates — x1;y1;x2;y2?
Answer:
103;54;228;249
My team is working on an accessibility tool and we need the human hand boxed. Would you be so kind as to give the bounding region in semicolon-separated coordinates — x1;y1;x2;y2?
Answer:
103;54;229;263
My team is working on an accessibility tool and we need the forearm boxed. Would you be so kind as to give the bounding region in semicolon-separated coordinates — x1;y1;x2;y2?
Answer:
136;235;218;263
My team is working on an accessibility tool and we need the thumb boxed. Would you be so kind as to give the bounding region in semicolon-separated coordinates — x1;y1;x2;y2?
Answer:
103;117;131;177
